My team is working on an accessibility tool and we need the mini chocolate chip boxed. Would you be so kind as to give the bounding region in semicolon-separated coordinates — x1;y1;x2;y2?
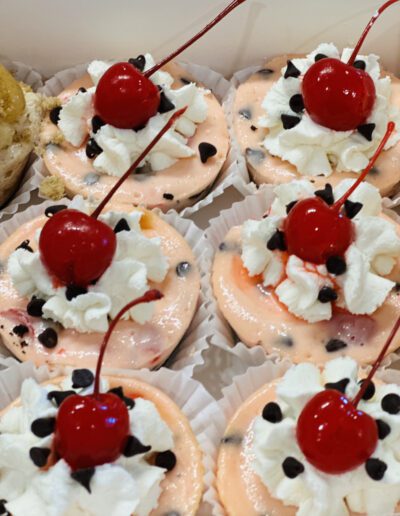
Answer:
219;242;227;251
47;390;75;407
45;204;67;217
27;296;46;317
176;261;191;277
78;87;87;93
71;467;95;493
38;328;58;348
155;450;177;471
344;199;363;219
262;402;283;423
66;285;88;301
180;77;191;85
325;378;350;394
276;335;294;347
282;457;304;478
267;230;286;251
72;369;94;389
108;386;135;409
289;94;305;113
163;193;174;200
365;458;387;481
326;256;347;275
16;239;33;253
86;138;103;159
83;172;100;185
163;512;180;516
31;417;56;438
284;60;301;79
221;434;243;445
257;68;274;75
114;218;130;233
281;114;301;130
250;125;257;131
314;53;328;62
381;393;400;414
286;200;297;214
376;419;391;440
0;500;8;515
124;435;151;457
49;106;62;125
395;283;400;292
325;339;347;352
245;147;265;163
315;183;334;205
91;115;105;134
239;108;252;120
369;166;379;175
12;324;29;337
353;60;366;70
357;123;376;142
199;142;217;163
358;379;376;400
318;286;338;303
129;55;146;72
158;91;175;114
29;447;51;468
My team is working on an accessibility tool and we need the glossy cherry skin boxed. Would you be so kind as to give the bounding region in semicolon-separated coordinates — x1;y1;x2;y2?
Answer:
302;58;376;131
297;390;378;474
284;197;354;264
94;62;160;130
39;209;116;288
54;393;130;470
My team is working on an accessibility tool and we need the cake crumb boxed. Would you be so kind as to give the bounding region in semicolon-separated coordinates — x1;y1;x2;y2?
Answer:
39;176;66;200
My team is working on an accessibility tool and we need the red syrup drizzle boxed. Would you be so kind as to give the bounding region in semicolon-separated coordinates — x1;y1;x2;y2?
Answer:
284;121;395;264
54;289;163;470
302;0;399;131
39;108;186;288
94;0;246;129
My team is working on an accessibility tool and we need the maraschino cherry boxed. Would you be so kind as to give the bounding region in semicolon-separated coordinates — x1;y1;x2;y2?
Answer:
296;313;400;474
39;108;186;288
93;0;246;129
284;121;395;264
54;289;163;470
302;0;398;131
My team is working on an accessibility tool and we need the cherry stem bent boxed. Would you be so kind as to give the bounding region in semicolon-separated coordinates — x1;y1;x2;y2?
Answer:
145;0;246;78
93;289;164;396
334;121;395;211
348;0;400;65
91;108;187;219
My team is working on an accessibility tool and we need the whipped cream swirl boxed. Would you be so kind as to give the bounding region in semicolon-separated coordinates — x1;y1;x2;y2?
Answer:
7;197;168;332
241;180;400;322
252;357;400;515
0;373;174;516
259;43;400;176
58;54;209;176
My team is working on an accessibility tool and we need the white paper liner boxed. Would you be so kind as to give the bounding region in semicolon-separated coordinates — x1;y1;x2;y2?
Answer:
0;359;221;515
0;59;44;220
33;60;252;218
0;198;213;376
205;359;400;515
204;185;400;369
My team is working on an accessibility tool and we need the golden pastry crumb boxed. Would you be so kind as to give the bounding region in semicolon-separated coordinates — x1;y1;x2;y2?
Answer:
41;95;61;112
39;176;66;200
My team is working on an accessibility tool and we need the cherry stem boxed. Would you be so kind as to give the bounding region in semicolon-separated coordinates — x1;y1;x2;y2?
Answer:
333;121;395;211
93;289;163;397
91;108;187;219
348;0;399;65
353;314;400;407
145;0;246;78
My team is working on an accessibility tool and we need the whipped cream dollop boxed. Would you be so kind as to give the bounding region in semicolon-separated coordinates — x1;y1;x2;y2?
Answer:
252;357;400;516
241;179;400;322
0;373;174;516
57;54;209;176
259;43;400;176
7;197;168;332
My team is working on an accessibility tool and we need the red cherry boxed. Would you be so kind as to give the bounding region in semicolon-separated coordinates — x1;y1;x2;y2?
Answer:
296;390;378;474
39;209;116;287
54;393;130;470
94;62;160;130
302;58;376;131
284;197;354;264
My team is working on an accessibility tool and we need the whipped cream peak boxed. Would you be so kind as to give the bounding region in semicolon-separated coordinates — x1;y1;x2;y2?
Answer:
8;198;169;332
259;43;400;176
57;54;209;177
252;358;400;516
241;179;399;322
